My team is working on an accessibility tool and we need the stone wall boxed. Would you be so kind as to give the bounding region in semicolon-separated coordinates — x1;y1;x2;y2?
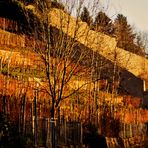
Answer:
49;8;148;81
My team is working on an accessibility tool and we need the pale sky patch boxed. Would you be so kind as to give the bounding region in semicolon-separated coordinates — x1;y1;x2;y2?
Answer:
60;0;148;32
100;0;148;32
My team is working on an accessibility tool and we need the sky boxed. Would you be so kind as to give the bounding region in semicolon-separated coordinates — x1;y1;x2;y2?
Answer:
61;0;148;32
97;0;148;32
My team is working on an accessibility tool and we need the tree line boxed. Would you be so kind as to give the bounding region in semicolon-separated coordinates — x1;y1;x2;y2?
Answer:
80;6;147;56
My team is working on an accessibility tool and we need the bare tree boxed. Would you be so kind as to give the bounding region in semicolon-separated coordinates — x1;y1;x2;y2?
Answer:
30;0;94;119
136;31;148;57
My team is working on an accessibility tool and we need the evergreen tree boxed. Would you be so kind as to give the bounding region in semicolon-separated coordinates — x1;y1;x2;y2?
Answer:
93;11;114;35
113;14;142;54
80;7;93;27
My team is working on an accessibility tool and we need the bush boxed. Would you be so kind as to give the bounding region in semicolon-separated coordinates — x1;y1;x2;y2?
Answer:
0;112;34;148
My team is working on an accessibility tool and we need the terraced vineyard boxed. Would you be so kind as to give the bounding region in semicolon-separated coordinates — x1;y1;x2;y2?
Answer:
0;1;148;147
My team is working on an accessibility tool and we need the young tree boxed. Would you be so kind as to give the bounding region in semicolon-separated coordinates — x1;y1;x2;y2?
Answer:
31;0;92;119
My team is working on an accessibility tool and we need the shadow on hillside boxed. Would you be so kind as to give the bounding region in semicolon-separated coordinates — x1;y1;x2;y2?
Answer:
83;123;107;148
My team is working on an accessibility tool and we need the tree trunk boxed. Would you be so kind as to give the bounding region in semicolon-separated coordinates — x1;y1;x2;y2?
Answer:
51;98;55;119
34;93;38;147
2;96;6;115
22;94;26;136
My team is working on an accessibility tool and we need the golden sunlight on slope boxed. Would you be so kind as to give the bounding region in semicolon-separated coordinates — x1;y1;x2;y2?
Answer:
49;8;148;81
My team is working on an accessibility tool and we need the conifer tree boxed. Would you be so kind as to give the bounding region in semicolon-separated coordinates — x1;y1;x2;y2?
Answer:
113;14;138;54
80;7;93;27
93;11;114;35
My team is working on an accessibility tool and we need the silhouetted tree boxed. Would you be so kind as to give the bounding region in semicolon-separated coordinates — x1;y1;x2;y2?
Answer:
113;14;144;55
80;7;93;27
93;11;114;35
